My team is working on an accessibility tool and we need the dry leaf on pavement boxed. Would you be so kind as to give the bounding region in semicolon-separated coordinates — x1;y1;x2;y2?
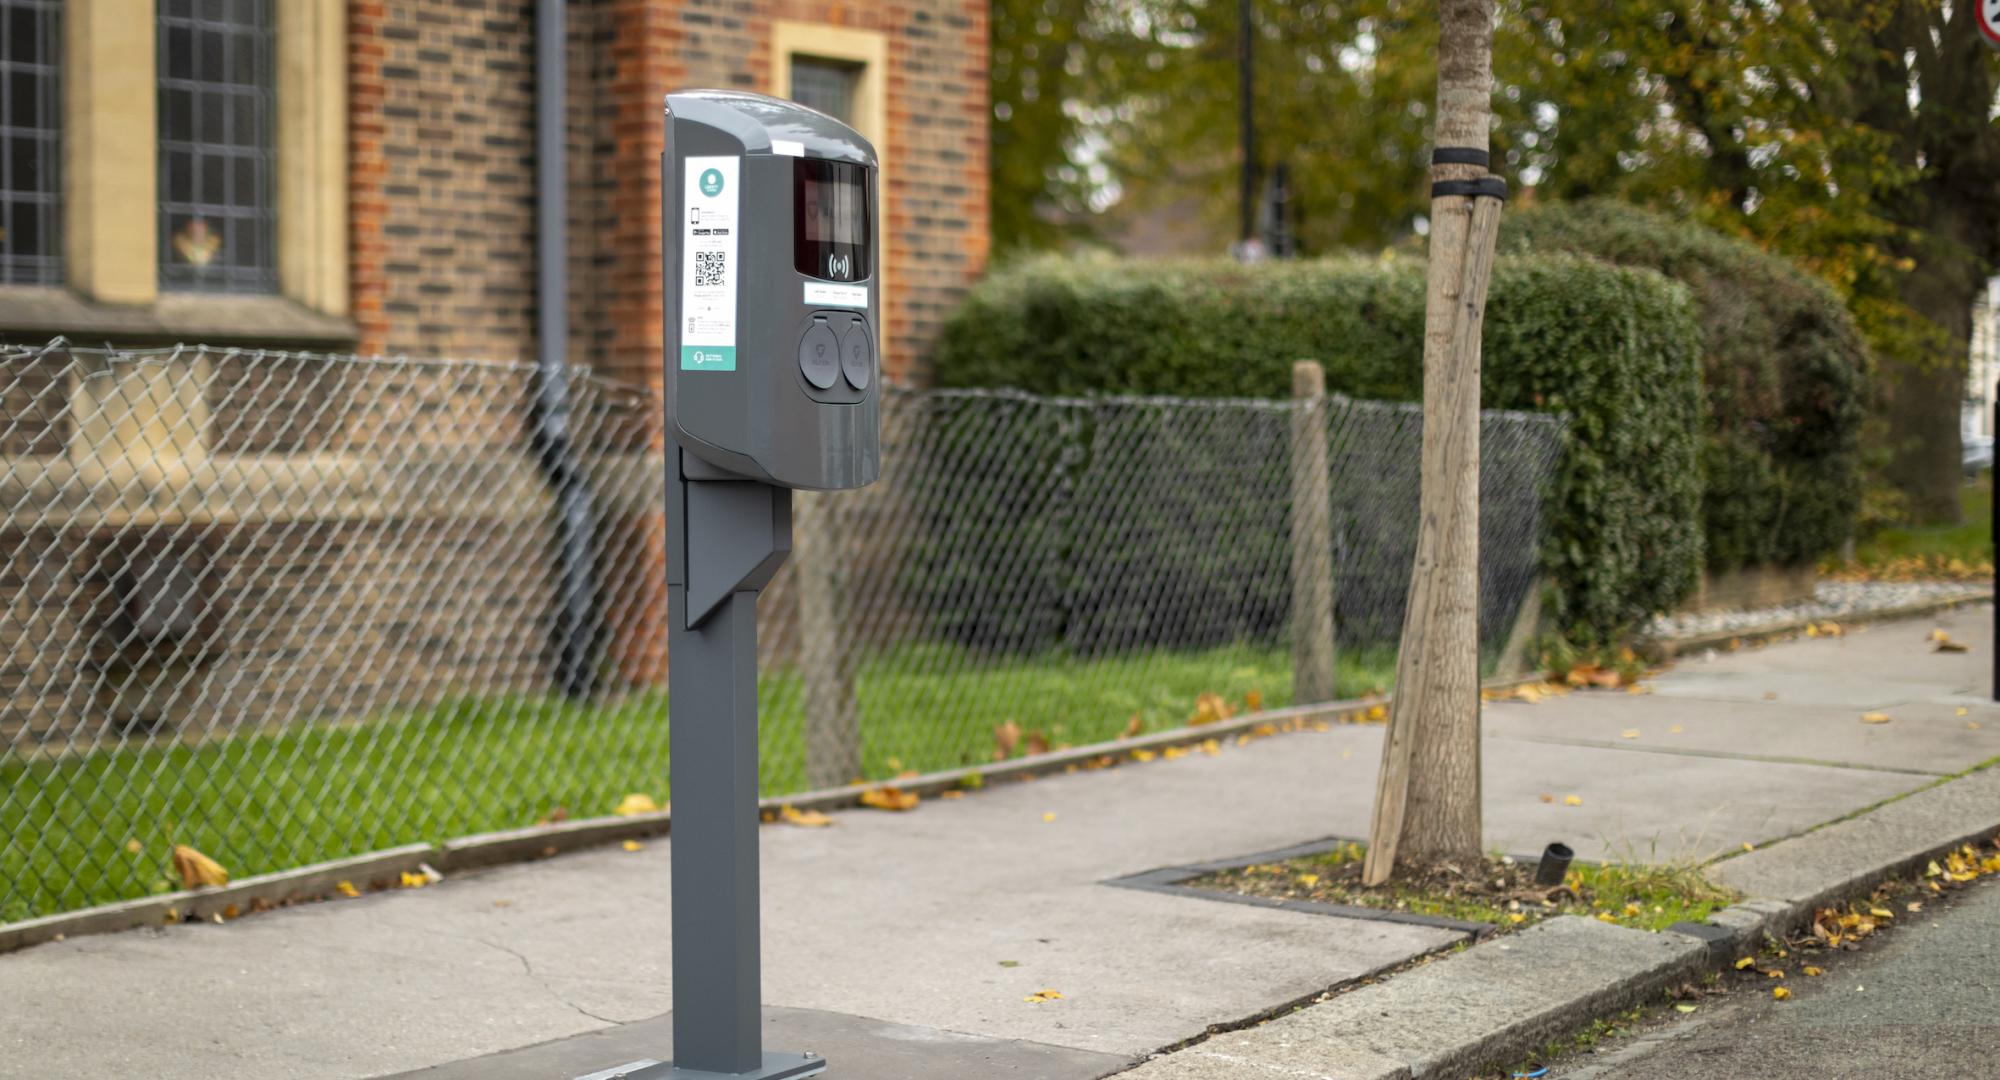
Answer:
860;786;920;812
780;805;833;827
1860;712;1892;724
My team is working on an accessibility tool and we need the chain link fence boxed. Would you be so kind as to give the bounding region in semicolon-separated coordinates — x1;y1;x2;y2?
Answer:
0;342;1566;923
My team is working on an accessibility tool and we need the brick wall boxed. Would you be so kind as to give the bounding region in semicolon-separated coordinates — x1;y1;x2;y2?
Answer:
350;0;990;384
349;0;541;361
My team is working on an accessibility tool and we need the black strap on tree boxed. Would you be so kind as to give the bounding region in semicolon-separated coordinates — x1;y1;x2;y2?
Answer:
1430;146;1490;169
1429;146;1506;202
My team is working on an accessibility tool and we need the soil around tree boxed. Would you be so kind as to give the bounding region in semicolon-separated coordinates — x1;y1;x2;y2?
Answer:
1192;842;1735;932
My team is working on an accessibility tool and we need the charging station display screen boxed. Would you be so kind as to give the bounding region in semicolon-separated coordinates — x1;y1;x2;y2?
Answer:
794;158;871;282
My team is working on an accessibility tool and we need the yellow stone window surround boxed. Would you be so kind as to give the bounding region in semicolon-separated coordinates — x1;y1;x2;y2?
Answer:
58;0;349;324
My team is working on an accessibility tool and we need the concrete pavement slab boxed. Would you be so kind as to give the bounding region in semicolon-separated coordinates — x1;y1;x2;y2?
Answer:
1679;603;1991;687
1486;694;2000;775
389;1006;1127;1080
1475;736;1919;861
1643;669;1969;709
1709;765;2000;912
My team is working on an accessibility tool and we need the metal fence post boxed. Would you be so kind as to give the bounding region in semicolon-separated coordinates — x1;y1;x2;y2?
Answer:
796;490;860;788
1290;360;1337;703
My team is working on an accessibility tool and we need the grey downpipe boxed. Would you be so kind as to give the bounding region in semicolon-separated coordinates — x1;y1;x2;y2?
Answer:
536;0;602;699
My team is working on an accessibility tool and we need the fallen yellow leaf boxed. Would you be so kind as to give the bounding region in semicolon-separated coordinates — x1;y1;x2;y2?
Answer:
1957;707;1970;717
1023;988;1064;1004
170;845;229;889
622;840;644;852
1130;749;1157;763
940;789;966;800
1860;712;1891;725
1620;729;1641;739
335;880;360;899
1563;795;1583;807
615;793;662;816
1773;987;1791;1000
1508;912;1527;923
1041;812;1057;823
1668;724;1685;734
780;805;834;827
1297;873;1320;887
1803;966;1824;977
860;786;920;812
1869;907;1894;920
1735;957;1756;970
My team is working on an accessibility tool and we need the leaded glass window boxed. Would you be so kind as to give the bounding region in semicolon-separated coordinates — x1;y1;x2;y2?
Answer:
0;0;62;285
790;57;862;125
157;0;276;293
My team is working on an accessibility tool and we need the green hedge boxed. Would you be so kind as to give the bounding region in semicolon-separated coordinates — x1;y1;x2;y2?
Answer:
934;253;1707;639
1499;200;1869;571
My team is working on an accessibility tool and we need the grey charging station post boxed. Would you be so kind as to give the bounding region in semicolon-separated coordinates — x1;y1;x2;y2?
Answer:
577;91;880;1080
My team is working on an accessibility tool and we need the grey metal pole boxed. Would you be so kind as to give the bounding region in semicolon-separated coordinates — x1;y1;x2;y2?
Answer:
536;0;602;699
668;588;766;1070
616;455;819;1080
1992;377;1997;702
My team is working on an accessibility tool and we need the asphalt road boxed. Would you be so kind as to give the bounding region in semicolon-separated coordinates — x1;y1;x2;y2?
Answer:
1567;876;2000;1079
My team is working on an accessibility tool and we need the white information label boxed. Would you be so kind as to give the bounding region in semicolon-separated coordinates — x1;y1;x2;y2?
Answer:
680;156;740;372
804;281;869;309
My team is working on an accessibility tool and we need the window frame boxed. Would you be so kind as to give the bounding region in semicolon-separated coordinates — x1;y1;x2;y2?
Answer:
55;0;347;315
156;0;282;295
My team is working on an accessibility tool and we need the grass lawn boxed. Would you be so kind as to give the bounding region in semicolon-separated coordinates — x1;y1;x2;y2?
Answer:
1837;474;1994;579
2;640;1398;922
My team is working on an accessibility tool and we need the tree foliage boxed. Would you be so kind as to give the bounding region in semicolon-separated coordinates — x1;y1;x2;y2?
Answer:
988;1;1999;517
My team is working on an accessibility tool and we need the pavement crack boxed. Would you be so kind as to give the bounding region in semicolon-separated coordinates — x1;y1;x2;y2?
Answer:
472;935;623;1027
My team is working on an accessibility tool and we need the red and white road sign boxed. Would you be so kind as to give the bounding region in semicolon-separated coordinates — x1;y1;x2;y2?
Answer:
1981;0;2000;50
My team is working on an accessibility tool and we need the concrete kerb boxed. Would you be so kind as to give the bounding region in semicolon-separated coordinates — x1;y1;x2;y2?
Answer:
1642;587;1993;662
1114;764;2000;1080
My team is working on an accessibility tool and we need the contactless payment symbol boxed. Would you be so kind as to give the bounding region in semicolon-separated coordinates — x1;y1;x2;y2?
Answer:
700;168;725;197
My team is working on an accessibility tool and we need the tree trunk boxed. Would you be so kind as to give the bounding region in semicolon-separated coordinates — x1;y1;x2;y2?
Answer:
1363;0;1497;885
1881;215;1987;526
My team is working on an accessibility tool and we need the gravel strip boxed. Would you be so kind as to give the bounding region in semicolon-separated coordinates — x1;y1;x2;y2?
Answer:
1646;581;1991;641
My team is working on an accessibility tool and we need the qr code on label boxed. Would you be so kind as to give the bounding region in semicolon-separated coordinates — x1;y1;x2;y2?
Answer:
694;250;727;287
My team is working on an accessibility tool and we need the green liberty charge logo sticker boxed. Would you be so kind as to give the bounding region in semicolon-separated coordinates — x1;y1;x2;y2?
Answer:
699;168;725;197
681;345;736;371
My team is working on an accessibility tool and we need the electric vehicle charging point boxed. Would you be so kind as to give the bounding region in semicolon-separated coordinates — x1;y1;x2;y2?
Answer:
573;90;880;1080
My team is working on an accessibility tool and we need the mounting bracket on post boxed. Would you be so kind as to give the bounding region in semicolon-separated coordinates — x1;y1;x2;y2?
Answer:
572;90;879;1080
